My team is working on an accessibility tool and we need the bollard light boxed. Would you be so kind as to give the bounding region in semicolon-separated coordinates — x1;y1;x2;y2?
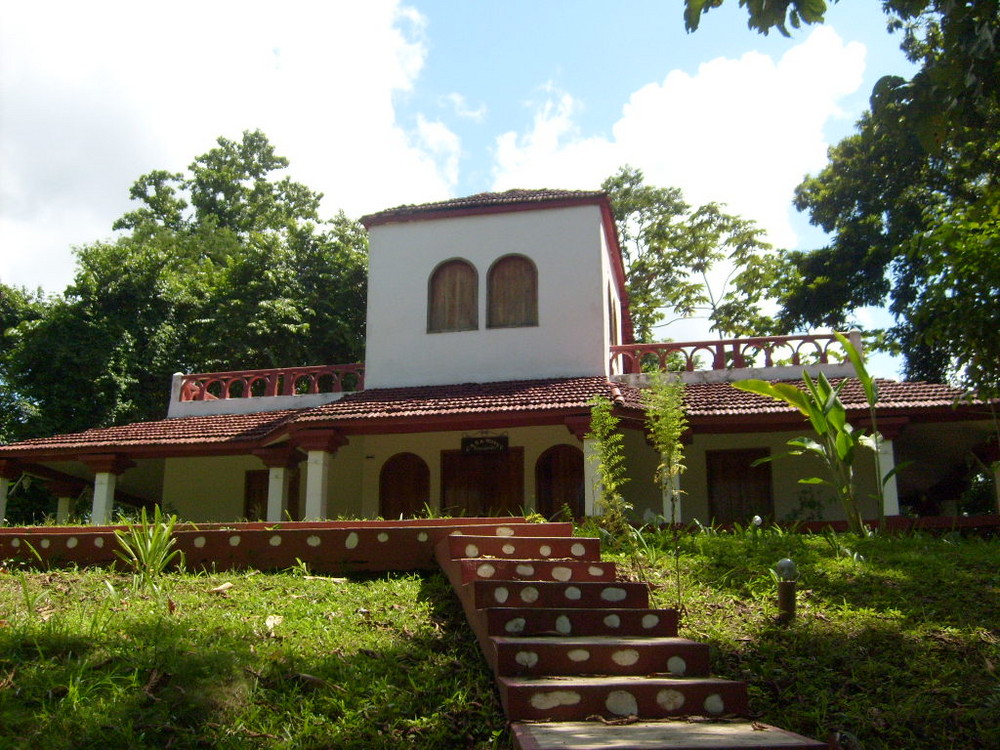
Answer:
775;557;798;623
775;557;798;581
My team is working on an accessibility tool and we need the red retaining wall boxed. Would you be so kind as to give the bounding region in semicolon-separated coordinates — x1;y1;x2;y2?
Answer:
0;518;578;574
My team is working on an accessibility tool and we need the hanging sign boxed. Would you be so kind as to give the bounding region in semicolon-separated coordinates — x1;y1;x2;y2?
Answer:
461;435;509;455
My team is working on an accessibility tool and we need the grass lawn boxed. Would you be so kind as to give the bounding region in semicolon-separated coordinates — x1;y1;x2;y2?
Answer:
610;526;1000;750
2;527;998;749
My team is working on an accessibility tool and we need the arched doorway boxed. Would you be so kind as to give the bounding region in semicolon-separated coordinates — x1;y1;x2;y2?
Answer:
380;453;430;519
535;444;584;519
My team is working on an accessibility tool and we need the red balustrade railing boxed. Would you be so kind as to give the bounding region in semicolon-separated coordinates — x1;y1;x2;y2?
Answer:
178;364;365;402
610;331;862;375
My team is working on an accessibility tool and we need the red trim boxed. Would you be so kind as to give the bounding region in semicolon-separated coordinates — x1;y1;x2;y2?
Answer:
79;454;136;475
362;195;607;228
293;429;349;453
564;416;591;442
253;443;304;469
0;459;24;480
45;478;87;498
599;199;633;345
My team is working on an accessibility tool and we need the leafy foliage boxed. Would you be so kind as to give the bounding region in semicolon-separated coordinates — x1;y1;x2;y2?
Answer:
684;0;828;37
733;372;872;534
585;395;632;536
0;285;45;443
113;505;184;590
603;166;784;341
2;131;368;438
683;1;1000;395
641;372;689;520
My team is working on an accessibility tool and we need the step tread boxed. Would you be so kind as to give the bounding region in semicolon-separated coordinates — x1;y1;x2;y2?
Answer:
511;719;828;749
460;558;617;583
492;635;705;647
500;675;744;688
448;535;602;560
485;608;680;638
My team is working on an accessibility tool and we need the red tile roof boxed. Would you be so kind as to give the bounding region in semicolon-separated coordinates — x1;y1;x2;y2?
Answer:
360;189;607;227
295;376;643;423
0;410;301;454
682;378;977;418
0;376;984;461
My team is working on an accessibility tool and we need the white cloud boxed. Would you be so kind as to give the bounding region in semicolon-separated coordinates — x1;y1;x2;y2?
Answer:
490;27;866;343
491;27;866;251
0;0;452;292
416;115;462;186
442;93;486;122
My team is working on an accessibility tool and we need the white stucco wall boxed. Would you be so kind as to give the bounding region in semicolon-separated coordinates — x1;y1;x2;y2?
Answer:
364;205;617;388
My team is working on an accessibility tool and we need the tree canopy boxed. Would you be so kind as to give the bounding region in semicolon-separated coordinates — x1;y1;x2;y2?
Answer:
603;166;784;342
2;131;367;439
684;0;1000;394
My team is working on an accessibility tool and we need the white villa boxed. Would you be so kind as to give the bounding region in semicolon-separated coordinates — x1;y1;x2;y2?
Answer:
1;189;995;526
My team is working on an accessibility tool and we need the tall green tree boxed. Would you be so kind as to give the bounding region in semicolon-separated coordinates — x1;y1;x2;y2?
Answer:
603;166;784;341
684;1;1000;394
0;284;45;442
5;131;368;438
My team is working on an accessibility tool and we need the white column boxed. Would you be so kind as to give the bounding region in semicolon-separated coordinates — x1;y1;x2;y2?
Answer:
879;438;900;517
0;476;10;526
266;466;292;523
56;496;74;524
304;450;332;520
583;436;600;516
91;472;117;525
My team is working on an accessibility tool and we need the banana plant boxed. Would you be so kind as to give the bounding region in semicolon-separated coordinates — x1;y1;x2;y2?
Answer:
733;370;868;534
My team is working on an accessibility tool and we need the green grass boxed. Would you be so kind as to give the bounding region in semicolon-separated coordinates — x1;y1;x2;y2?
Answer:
3;529;998;749
0;566;508;749
609;526;1000;750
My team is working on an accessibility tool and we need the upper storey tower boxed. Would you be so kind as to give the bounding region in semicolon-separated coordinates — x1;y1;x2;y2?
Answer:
360;190;632;389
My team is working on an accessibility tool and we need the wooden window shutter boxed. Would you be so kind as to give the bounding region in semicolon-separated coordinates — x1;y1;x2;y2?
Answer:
487;254;538;328
428;259;478;332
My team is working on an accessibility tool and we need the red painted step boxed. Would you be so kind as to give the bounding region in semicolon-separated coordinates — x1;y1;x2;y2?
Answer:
474;580;650;610
484;607;680;638
498;674;750;722
491;635;711;677
457;557;617;584
446;534;601;562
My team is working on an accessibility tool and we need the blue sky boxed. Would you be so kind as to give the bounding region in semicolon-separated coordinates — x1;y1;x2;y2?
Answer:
0;1;912;372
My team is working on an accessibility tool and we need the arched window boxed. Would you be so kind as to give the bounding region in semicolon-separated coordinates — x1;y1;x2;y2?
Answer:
428;259;478;333
487;254;538;328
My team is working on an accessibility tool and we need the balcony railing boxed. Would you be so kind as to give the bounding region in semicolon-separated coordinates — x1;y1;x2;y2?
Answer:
177;364;365;402
610;331;862;376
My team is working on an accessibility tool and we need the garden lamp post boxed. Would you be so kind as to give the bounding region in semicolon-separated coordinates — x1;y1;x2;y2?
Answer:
775;557;798;623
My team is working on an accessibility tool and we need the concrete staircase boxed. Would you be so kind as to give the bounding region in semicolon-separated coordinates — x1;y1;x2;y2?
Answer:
435;521;829;750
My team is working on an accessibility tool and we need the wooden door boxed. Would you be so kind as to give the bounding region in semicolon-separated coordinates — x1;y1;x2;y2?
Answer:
380;453;430;519
535;444;584;519
706;448;773;525
244;470;268;521
441;448;524;516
